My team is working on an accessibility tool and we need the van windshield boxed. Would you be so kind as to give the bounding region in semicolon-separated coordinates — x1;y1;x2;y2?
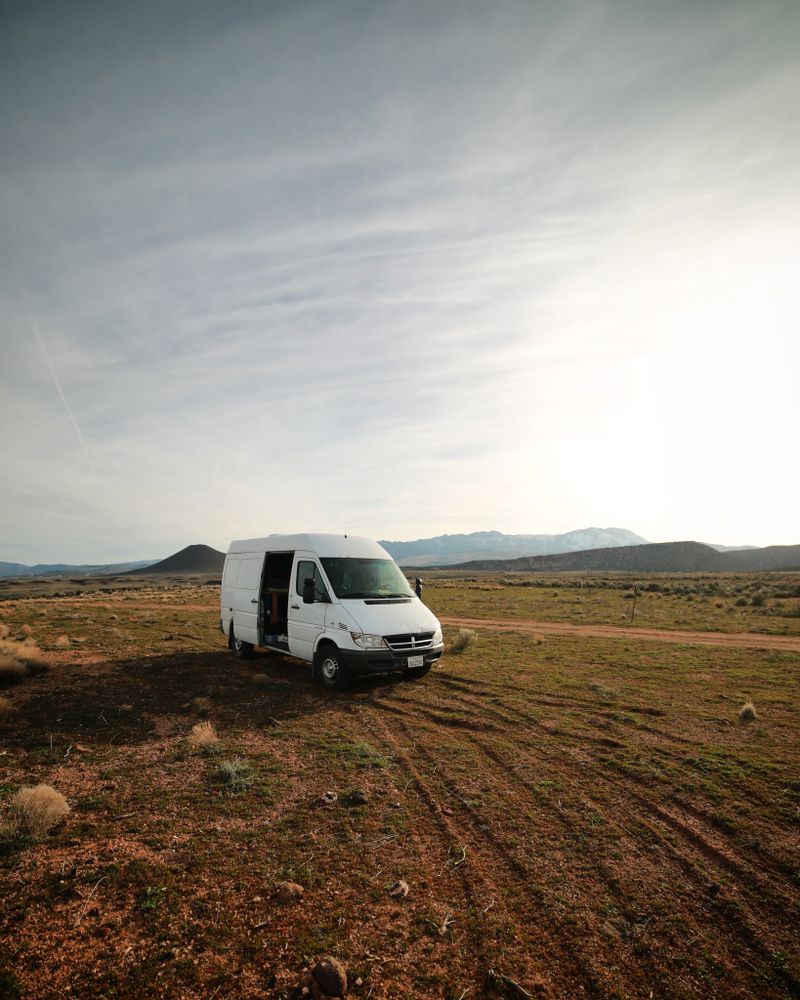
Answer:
320;558;414;599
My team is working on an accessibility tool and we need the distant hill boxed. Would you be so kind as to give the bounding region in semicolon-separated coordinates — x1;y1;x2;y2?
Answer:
126;544;225;575
0;559;157;578
381;528;648;567
449;541;800;573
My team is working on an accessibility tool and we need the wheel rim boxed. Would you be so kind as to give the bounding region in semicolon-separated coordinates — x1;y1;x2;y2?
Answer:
321;655;339;682
234;639;242;651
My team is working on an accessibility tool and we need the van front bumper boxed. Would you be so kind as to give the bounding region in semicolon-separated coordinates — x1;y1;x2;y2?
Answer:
340;645;444;676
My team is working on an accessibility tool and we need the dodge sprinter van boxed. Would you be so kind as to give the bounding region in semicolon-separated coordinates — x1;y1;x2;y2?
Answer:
220;534;444;689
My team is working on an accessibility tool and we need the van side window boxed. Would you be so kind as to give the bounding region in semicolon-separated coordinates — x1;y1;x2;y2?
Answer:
296;561;327;602
222;558;238;586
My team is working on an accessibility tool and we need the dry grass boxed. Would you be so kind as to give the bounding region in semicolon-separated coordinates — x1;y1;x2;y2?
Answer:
191;696;212;716
2;784;70;841
739;701;758;722
250;673;270;687
54;634;71;648
0;695;11;721
449;627;477;654
20;624;32;638
0;623;9;639
187;720;220;752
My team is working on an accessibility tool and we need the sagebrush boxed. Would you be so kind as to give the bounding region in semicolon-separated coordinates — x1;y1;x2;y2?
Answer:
2;784;70;841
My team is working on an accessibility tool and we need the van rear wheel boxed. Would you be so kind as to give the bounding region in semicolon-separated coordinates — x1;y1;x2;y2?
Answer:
316;646;349;690
230;630;254;659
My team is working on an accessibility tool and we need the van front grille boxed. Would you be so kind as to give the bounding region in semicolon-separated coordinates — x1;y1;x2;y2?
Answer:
384;632;434;652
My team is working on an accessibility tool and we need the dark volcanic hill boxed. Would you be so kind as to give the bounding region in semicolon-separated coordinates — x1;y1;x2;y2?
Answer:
449;541;800;573
127;544;225;575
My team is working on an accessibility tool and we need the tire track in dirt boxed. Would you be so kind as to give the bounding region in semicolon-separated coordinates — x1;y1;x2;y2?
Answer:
440;615;800;651
428;682;786;862
367;706;628;999
414;686;800;992
432;685;800;904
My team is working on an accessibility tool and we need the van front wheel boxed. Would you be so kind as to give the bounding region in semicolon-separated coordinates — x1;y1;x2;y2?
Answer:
316;647;349;690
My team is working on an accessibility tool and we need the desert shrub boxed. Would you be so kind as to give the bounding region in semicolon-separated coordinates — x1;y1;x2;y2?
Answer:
739;702;758;723
0;654;26;685
20;624;32;638
2;784;70;841
450;628;476;655
0;623;8;639
191;696;212;716
750;594;765;607
54;634;71;648
0;695;11;721
216;757;254;794
250;673;270;687
187;721;219;753
734;597;747;607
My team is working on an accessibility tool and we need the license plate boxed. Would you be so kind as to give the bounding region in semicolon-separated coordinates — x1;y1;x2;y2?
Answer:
408;655;424;668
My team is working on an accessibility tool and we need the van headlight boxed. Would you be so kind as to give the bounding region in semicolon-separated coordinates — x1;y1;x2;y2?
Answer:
432;627;443;646
350;632;388;649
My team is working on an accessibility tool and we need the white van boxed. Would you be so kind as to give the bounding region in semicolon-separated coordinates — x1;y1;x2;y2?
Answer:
220;533;443;688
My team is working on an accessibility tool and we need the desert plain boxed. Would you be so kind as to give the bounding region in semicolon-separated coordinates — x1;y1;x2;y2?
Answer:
0;572;799;999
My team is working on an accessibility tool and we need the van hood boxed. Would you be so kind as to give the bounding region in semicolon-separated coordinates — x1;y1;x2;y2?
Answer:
338;598;440;636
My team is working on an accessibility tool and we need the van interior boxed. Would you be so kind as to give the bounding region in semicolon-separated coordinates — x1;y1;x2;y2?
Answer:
259;551;294;649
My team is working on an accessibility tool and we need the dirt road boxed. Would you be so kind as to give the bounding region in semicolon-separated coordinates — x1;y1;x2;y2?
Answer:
440;615;800;651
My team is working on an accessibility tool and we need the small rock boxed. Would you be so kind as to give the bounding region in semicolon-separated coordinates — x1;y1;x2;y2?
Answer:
355;977;363;987
388;879;409;899
275;881;304;904
312;956;348;997
317;791;338;807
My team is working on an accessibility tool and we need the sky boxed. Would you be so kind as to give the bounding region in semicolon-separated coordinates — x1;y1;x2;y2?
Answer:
1;0;799;564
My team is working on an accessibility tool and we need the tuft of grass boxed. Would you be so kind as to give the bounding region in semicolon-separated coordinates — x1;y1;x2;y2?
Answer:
187;720;220;753
450;628;477;654
20;624;32;638
215;757;254;794
0;623;8;639
739;701;758;723
54;634;71;648
2;784;70;841
250;673;270;687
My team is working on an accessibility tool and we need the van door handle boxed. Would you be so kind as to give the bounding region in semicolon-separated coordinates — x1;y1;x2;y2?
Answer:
250;599;257;604
290;603;300;609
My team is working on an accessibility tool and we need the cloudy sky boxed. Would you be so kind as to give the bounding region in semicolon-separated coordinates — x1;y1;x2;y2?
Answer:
2;0;798;563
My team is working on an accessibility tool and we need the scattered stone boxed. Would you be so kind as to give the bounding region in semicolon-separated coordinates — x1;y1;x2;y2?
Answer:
316;791;338;807
345;790;368;807
388;879;409;899
355;977;363;987
312;956;348;997
275;881;304;904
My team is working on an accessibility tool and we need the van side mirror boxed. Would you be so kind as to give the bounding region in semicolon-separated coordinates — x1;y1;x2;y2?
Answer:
415;577;422;598
302;579;315;604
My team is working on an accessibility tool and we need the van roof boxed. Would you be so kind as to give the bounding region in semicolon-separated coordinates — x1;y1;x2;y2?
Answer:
226;534;391;560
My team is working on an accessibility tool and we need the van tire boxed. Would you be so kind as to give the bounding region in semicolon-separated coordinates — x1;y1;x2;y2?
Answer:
404;663;432;680
230;628;254;659
315;646;349;690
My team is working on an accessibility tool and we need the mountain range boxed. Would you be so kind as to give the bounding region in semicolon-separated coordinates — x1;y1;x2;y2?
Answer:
379;527;648;567
449;540;800;573
1;530;796;578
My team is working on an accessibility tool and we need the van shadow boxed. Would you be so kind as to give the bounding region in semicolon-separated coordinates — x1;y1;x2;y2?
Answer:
12;649;407;749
